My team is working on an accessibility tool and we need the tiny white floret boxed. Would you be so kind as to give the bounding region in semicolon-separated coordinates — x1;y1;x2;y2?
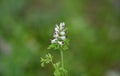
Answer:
60;36;66;40
58;41;63;45
54;34;59;38
51;22;66;46
55;27;59;32
60;31;65;35
51;39;57;43
60;22;65;30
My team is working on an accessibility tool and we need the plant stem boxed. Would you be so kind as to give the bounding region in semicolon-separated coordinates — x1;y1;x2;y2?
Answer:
60;49;64;76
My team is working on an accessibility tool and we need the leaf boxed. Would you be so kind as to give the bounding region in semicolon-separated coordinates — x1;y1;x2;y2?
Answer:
40;53;53;67
54;70;61;76
53;62;61;76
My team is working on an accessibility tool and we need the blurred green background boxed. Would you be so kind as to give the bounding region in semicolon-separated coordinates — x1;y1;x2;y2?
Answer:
0;0;120;76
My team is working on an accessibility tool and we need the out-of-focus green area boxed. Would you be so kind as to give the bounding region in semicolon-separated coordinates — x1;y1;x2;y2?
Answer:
0;0;120;76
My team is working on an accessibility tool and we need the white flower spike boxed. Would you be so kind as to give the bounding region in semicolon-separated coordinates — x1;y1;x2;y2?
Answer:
51;22;66;46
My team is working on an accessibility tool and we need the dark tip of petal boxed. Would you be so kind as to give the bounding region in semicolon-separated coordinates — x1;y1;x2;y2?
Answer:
62;42;64;44
54;32;56;34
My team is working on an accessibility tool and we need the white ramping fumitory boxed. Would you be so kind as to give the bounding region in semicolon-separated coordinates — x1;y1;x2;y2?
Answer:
41;22;69;76
51;22;66;46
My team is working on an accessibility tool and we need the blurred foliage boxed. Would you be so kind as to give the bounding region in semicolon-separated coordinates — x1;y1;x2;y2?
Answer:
0;0;120;76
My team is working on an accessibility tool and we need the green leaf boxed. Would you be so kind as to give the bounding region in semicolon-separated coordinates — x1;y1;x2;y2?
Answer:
40;53;53;67
53;62;61;76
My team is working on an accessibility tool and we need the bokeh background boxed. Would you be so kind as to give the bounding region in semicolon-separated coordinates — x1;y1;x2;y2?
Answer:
0;0;120;76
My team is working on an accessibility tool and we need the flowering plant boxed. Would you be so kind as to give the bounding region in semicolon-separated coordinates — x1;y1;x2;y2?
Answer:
40;22;69;76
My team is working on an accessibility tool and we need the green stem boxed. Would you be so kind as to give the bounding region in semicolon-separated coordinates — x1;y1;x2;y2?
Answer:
60;49;64;76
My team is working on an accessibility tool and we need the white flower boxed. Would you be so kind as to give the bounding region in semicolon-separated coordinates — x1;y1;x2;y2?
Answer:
55;27;59;32
60;22;65;30
53;32;59;38
58;41;63;45
51;39;57;43
60;36;66;40
54;34;59;38
60;31;65;35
